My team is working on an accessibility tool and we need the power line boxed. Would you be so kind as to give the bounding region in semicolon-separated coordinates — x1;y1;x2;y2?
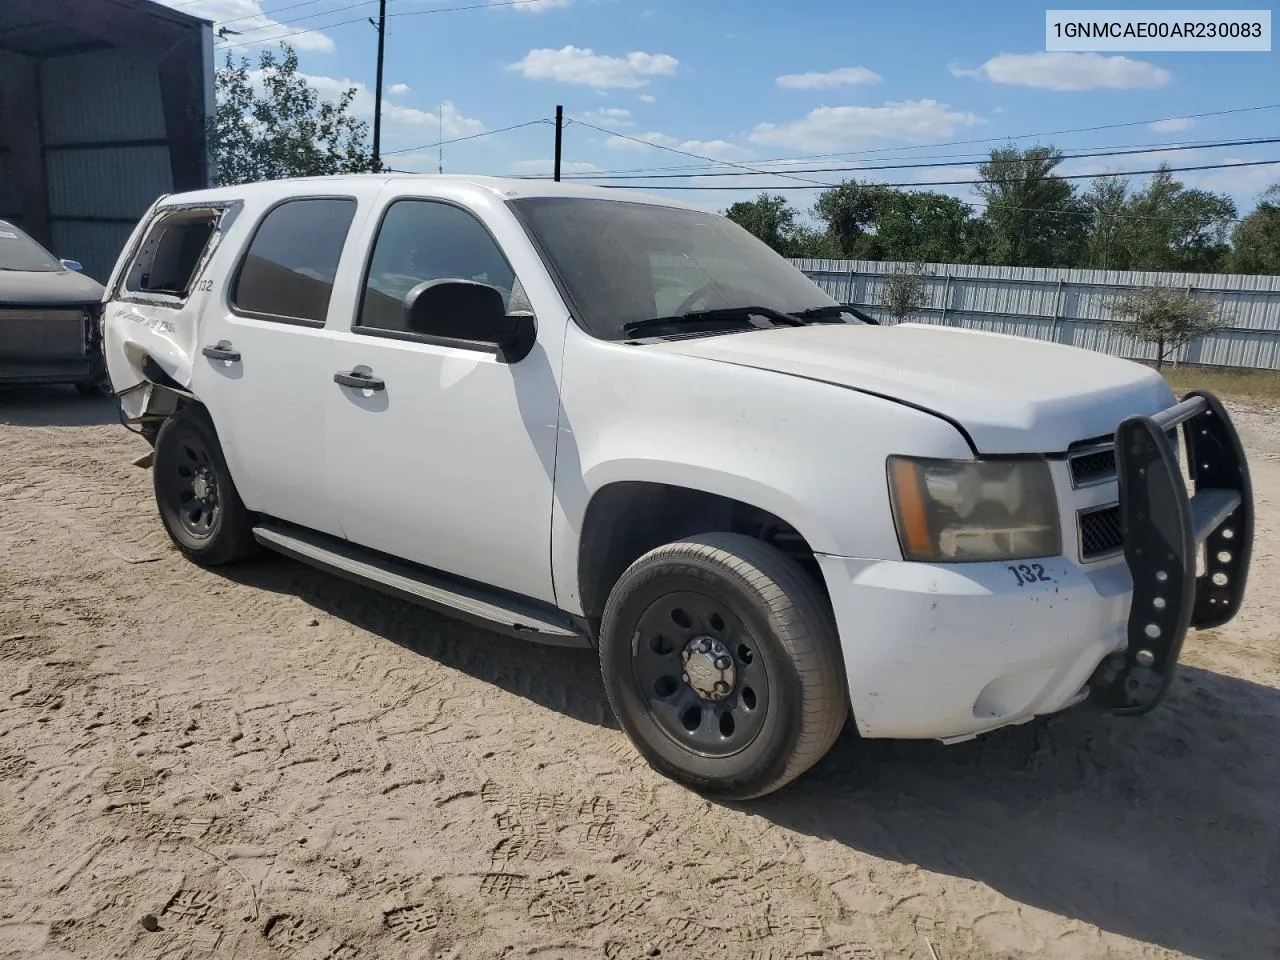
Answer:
213;0;564;51
549;136;1280;182
381;118;552;157
216;0;385;35
209;0;385;31
569;103;1280;179
588;158;1280;191
566;119;838;188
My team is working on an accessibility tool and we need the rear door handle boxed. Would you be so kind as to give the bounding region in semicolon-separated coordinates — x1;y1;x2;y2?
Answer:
334;369;385;391
202;341;241;362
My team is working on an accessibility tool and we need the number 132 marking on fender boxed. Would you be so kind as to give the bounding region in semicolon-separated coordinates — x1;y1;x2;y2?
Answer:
1008;563;1053;586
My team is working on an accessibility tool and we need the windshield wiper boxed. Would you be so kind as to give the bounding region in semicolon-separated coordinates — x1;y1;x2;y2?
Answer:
622;306;805;338
789;305;860;323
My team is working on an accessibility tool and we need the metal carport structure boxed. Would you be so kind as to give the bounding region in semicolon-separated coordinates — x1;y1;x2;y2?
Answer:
0;0;215;281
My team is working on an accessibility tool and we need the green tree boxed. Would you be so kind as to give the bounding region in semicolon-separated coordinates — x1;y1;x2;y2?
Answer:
788;225;842;259
724;193;802;255
871;191;977;263
212;43;382;186
1111;284;1224;368
811;180;892;258
1083;177;1131;270
1120;165;1236;273
881;262;930;321
976;145;1090;268
1227;184;1280;274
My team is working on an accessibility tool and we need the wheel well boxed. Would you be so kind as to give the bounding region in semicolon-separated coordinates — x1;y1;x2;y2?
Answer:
577;482;827;631
125;354;203;447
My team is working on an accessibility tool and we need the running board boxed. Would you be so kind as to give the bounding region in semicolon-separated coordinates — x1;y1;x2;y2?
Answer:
252;523;590;648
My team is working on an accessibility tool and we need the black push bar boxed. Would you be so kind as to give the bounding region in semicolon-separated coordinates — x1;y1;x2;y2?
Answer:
1089;390;1254;714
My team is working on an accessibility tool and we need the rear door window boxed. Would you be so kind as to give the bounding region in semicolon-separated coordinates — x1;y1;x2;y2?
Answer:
231;198;357;325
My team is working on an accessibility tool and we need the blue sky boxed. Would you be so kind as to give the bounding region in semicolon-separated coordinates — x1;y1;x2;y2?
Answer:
173;0;1279;216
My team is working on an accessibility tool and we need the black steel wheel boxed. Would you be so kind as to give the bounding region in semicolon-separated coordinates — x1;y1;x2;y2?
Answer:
153;405;258;566
630;590;771;758
599;532;848;800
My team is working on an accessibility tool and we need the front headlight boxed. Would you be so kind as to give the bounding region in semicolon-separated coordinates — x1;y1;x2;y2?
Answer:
887;456;1061;562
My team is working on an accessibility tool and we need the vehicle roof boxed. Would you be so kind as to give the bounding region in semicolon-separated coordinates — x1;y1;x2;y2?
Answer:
155;174;708;213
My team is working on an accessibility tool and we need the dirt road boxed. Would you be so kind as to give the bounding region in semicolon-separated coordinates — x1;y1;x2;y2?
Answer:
1;386;1277;960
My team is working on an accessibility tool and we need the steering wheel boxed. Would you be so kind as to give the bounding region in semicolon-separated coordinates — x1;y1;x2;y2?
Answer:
674;282;720;315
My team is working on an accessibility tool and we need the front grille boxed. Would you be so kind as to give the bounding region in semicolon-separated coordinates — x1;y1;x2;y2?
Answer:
1069;448;1117;487
1079;504;1123;560
1067;427;1180;489
0;307;88;361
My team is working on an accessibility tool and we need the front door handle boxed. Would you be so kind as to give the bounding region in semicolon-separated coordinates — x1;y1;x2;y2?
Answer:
202;341;241;362
334;369;386;391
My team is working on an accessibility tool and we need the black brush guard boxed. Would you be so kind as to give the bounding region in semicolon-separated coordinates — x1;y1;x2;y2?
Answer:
1089;390;1254;713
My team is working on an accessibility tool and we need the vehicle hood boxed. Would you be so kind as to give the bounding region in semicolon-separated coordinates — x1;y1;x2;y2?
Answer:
649;322;1176;454
0;268;105;307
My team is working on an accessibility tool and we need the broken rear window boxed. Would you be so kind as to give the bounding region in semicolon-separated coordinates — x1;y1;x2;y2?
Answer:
125;209;221;299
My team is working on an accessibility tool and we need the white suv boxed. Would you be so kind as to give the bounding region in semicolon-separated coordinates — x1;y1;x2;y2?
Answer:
101;175;1254;799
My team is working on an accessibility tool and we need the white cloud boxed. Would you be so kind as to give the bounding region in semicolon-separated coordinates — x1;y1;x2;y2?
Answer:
606;132;753;162
508;45;678;89
749;100;983;151
264;70;486;140
507;0;573;10
1149;116;1194;133
172;0;335;53
509;159;601;176
776;66;881;90
576;107;634;127
952;52;1170;91
1191;162;1280;204
385;100;485;139
1185;160;1276;197
387;83;411;96
637;94;656;104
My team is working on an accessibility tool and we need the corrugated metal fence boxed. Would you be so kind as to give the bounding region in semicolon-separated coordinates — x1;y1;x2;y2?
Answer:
793;258;1280;370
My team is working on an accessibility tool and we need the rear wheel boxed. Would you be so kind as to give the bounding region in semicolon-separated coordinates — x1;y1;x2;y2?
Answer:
153;405;258;566
599;532;848;800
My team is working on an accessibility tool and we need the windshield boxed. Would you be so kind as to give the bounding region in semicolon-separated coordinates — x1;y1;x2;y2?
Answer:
509;197;844;341
0;221;63;273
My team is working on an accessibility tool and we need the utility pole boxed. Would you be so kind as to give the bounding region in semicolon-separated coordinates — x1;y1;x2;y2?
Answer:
371;0;387;170
438;102;443;174
553;104;563;182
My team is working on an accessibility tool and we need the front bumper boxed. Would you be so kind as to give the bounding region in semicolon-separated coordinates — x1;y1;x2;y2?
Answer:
819;389;1253;741
818;551;1133;740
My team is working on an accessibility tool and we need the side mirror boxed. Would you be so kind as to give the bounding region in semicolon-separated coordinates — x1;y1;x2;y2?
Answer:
403;279;536;363
60;259;83;272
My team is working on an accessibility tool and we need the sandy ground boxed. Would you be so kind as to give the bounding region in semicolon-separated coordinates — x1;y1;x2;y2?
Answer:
0;387;1276;960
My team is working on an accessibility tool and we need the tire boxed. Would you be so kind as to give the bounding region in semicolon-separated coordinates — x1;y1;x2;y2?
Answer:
152;405;258;566
599;532;849;800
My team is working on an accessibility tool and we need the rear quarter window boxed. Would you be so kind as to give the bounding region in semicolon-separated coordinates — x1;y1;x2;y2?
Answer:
124;209;222;299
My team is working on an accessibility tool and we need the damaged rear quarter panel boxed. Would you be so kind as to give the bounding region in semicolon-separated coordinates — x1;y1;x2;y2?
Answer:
103;201;242;418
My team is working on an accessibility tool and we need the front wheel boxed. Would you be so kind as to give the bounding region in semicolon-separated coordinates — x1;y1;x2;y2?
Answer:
599;533;848;800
